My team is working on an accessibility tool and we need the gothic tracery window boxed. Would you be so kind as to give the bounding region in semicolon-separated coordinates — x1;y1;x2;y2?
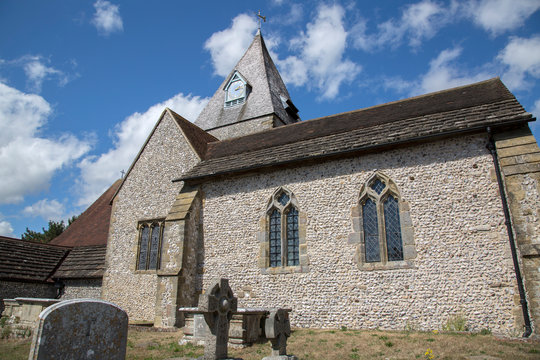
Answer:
267;188;300;267
136;220;164;270
360;174;404;263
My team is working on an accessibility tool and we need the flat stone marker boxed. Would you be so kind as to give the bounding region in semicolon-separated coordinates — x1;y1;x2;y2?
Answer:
28;298;128;360
263;309;297;360
198;278;238;360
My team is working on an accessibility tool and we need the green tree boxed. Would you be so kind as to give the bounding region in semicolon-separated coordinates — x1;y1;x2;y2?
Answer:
22;220;66;243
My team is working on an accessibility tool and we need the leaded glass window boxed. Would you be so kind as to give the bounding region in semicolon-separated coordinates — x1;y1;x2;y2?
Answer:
137;220;164;270
384;195;403;261
267;188;300;268
286;207;299;266
278;193;290;206
360;174;404;264
269;209;282;267
371;179;386;195
138;226;150;270
363;198;380;262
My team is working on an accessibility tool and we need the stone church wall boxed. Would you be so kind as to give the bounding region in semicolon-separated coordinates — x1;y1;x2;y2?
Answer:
60;279;102;300
102;111;200;322
200;134;523;335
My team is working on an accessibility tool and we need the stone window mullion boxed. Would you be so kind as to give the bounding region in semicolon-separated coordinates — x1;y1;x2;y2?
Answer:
280;210;287;267
377;198;388;265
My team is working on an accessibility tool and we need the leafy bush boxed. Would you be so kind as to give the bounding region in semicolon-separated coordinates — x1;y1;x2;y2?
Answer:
442;313;468;332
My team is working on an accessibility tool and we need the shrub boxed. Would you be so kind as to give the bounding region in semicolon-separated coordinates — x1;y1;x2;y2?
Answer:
442;313;468;332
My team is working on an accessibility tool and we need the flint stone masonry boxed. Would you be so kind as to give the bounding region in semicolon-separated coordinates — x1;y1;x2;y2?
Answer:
28;299;128;360
102;110;200;322
60;279;102;300
200;134;522;335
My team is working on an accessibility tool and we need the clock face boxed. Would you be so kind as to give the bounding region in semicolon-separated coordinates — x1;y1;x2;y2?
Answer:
227;80;245;100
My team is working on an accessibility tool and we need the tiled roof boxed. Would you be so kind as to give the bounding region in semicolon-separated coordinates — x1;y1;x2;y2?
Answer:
50;179;121;247
0;236;69;283
167;108;218;160
180;79;533;182
53;245;107;279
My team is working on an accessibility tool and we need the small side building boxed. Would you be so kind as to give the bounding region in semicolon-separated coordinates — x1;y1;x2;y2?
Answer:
0;236;69;314
49;179;122;298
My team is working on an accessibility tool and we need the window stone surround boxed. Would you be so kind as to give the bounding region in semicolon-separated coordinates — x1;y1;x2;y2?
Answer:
258;187;309;274
349;171;417;271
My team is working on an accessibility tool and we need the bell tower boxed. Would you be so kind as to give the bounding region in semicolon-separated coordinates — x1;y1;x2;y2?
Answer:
194;30;300;140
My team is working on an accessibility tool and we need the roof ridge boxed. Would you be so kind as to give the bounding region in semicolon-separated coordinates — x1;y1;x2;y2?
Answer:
308;77;506;123
203;78;516;160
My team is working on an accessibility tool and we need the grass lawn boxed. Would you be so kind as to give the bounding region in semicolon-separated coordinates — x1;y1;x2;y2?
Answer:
1;327;539;359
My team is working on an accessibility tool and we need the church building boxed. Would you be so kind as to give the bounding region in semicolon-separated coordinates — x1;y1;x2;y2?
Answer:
100;30;540;336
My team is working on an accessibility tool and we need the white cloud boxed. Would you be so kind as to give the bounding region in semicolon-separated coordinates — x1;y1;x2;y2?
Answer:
0;220;14;237
204;14;258;77
418;47;492;94
275;4;303;26
497;35;540;90
352;0;449;51
278;56;308;87
533;99;540;119
279;4;361;99
0;82;92;204
23;56;68;92
76;92;209;207
92;0;124;36
466;0;540;35
531;98;540;137
382;47;492;95
23;199;65;221
1;55;73;93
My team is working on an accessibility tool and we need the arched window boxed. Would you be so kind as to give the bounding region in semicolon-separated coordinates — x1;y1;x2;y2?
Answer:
136;220;164;270
360;174;404;263
267;188;299;267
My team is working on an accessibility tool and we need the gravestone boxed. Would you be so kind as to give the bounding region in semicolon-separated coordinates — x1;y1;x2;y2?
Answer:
263;309;297;360
198;278;238;360
28;298;128;360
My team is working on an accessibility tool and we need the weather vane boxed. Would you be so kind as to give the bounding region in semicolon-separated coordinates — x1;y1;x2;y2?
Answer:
256;10;266;30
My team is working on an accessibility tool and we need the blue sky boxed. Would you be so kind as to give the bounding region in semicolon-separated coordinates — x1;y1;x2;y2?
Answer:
1;0;539;238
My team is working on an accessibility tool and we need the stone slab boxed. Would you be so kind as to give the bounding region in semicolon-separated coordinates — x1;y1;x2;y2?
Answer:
28;298;128;360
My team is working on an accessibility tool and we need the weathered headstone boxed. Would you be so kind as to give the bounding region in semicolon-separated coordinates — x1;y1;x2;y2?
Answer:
28;298;128;360
198;278;238;360
263;309;297;360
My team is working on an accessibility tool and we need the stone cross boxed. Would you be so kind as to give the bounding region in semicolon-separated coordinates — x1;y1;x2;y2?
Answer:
198;278;238;360
263;308;297;360
28;298;128;360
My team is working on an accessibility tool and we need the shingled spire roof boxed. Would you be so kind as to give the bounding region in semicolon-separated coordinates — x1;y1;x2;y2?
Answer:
194;30;299;133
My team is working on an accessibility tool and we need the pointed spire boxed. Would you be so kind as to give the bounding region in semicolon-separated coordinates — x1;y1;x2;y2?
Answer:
195;31;300;139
